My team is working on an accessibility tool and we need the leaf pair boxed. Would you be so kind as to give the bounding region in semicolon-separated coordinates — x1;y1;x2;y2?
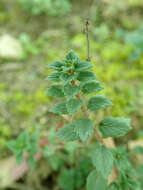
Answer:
46;83;79;99
46;81;104;99
50;98;82;115
57;118;94;142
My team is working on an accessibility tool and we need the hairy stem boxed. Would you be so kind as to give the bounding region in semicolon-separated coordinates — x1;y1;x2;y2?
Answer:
94;128;104;144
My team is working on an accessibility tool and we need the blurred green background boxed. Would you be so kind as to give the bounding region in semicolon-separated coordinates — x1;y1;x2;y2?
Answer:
0;0;143;189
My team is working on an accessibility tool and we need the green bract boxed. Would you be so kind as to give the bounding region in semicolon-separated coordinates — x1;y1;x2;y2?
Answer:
45;72;61;82
48;61;64;71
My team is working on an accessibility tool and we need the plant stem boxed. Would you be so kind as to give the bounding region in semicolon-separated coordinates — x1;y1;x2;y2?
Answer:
85;18;91;61
94;128;104;144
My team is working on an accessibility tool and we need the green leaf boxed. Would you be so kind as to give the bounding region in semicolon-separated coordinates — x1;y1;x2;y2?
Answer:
74;118;94;142
75;61;92;72
87;95;113;111
66;98;82;115
63;84;79;99
7;140;17;152
16;131;28;149
17;130;28;143
91;144;114;178
25;143;39;155
56;123;79;141
81;81;104;94
107;183;119;190
64;142;78;153
45;85;64;98
42;146;55;157
48;154;63;171
133;146;143;154
66;50;79;61
77;71;96;82
15;152;23;164
86;170;107;190
58;168;75;190
112;147;130;171
50;101;68;115
48;61;64;71
29;129;39;143
62;65;73;72
27;156;35;169
45;72;61;82
99;117;132;138
61;73;77;84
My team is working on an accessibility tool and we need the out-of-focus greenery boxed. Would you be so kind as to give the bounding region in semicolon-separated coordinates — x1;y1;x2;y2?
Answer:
0;0;143;189
18;0;71;16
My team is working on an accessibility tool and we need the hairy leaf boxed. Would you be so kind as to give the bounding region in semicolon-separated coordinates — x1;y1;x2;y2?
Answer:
66;98;82;115
133;146;143;154
66;50;79;61
77;71;96;82
107;183;119;190
87;95;113;111
50;101;68;115
62;65;73;72
86;170;107;190
81;81;104;94
74;118;94;142
58;168;75;190
56;123;79;141
91;144;114;178
61;73;77;84
63;84;79;99
99;117;132;138
45;85;64;97
75;61;92;72
45;72;61;82
112;147;130;171
48;61;64;71
7;140;17;153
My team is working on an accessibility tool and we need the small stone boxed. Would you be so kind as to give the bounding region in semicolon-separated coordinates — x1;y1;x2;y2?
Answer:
0;34;23;60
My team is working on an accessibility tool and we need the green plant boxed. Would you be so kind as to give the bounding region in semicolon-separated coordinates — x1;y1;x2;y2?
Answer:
45;50;133;189
125;24;143;61
8;50;138;189
7;129;40;168
19;33;39;59
18;0;71;16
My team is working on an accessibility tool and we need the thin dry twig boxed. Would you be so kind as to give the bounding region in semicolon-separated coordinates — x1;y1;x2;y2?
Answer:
84;19;91;61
